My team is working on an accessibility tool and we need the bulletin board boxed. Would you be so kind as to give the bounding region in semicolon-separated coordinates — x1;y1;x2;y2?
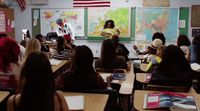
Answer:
0;8;15;38
191;5;200;27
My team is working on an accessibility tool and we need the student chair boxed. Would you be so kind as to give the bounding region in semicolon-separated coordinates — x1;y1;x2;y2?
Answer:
46;32;58;41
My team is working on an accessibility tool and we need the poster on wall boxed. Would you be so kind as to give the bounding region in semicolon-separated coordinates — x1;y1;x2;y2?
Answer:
135;8;179;43
0;11;6;32
143;0;170;7
40;8;84;36
191;5;200;27
88;7;131;38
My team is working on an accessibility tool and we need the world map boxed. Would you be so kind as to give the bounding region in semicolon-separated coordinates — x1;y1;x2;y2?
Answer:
135;8;179;42
40;9;84;36
88;7;130;37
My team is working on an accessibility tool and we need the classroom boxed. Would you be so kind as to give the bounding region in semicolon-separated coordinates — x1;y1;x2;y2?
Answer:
0;0;200;111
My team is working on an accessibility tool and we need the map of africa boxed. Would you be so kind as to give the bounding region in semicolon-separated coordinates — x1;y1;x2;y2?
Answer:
135;8;179;42
88;7;130;37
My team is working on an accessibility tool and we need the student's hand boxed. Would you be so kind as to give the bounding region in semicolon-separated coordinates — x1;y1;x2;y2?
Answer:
106;75;113;83
106;75;113;89
116;29;120;35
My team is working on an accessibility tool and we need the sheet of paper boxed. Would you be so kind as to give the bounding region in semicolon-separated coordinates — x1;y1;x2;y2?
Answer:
49;59;62;65
11;21;15;28
65;95;84;110
179;20;185;28
191;63;200;71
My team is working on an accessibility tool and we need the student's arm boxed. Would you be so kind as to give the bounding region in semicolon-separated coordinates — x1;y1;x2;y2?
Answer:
7;95;15;111
56;91;69;111
116;28;120;36
126;61;131;71
68;23;75;40
186;49;190;62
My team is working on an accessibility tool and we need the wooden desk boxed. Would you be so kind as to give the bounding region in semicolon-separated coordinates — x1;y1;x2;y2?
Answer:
44;42;56;49
134;90;200;111
120;62;135;94
63;92;108;111
51;60;68;73
136;73;150;84
129;54;147;61
100;62;135;95
140;63;148;72
0;91;9;103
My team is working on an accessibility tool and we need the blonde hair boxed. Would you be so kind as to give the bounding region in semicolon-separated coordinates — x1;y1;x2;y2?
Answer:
156;45;166;57
24;38;41;58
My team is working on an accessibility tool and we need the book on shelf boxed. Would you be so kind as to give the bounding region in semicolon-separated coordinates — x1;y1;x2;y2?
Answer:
143;91;198;111
112;73;126;81
64;95;84;111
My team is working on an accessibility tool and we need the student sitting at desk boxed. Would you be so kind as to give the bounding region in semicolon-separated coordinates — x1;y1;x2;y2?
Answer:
133;32;166;55
95;39;129;70
0;37;20;90
112;35;129;62
149;45;194;90
7;52;69;111
146;42;166;72
52;36;73;60
187;34;200;64
35;34;50;52
62;45;106;91
24;38;41;59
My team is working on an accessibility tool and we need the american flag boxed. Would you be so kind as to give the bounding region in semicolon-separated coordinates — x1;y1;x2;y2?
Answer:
16;0;26;11
73;0;110;7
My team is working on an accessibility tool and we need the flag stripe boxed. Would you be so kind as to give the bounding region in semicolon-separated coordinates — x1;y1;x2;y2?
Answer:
74;2;110;4
73;0;110;7
17;0;26;11
74;5;110;7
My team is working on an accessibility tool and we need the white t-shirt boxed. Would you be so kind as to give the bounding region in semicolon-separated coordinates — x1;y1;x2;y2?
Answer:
56;23;75;40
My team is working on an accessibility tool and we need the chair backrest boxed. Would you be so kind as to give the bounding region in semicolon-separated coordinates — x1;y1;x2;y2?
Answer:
146;84;190;92
46;32;58;41
96;68;126;73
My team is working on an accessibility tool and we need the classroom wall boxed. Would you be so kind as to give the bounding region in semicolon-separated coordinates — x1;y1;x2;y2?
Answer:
10;0;200;56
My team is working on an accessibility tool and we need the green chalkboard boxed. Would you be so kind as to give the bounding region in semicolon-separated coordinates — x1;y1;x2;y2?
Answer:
179;7;189;36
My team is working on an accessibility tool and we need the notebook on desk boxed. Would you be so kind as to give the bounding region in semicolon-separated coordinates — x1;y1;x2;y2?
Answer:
64;95;84;111
112;73;126;81
143;91;198;111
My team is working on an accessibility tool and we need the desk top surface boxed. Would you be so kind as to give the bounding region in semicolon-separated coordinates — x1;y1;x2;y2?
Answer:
63;92;108;111
99;62;135;95
0;91;9;102
51;60;68;73
134;90;200;111
136;73;150;84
